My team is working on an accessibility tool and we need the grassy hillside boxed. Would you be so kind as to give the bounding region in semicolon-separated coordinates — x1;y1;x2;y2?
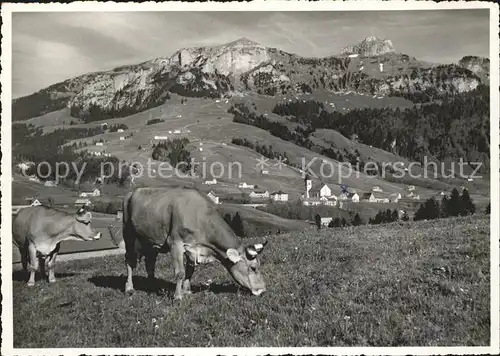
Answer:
12;215;490;347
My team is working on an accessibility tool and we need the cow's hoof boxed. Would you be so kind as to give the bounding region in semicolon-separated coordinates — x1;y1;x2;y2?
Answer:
27;282;35;287
183;290;192;296
125;288;135;295
173;294;183;302
48;278;57;284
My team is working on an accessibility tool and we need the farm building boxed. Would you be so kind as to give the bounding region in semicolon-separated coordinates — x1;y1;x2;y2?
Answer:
249;190;269;199
75;198;92;207
203;178;217;185
28;175;40;182
238;182;255;189
270;191;289;202
361;192;377;203
44;180;57;187
372;186;383;192
320;217;333;226
339;192;360;203
207;191;221;205
79;188;101;198
308;182;332;199
96;142;104;146
389;193;402;203
117;129;124;133
261;170;269;175
302;199;322;206
116;210;123;221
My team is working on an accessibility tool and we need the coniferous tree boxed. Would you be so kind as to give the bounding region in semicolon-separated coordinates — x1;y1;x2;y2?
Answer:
315;213;322;230
414;197;440;221
224;213;232;226
447;188;463;217
352;213;363;226
460;188;476;215
440;196;450;218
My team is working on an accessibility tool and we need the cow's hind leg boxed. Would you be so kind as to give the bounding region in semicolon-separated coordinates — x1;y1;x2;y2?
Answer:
47;243;61;283
27;243;39;287
125;250;138;295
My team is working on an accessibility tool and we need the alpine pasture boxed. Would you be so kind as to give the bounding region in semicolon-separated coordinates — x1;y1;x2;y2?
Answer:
13;215;489;347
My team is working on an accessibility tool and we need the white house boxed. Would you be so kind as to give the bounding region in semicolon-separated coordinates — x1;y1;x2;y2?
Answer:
270;191;288;202
119;137;125;141
154;136;169;140
339;192;360;203
308;182;332;199
261;170;269;175
44;180;57;187
389;193;402;203
361;192;377;203
249;190;269;199
302;199;322;206
75;198;92;207
321;217;333;226
28;175;40;183
173;129;181;134
117;129;124;133
407;185;416;191
96;142;104;146
238;182;255;189
379;63;384;72
79;188;101;197
203;178;217;185
348;54;359;58
320;196;337;207
207;191;221;205
372;186;383;193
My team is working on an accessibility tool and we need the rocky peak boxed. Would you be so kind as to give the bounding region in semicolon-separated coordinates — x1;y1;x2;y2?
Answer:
458;56;489;81
341;36;396;57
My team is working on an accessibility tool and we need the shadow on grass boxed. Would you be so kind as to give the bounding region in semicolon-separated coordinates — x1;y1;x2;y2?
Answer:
88;275;241;296
12;270;77;282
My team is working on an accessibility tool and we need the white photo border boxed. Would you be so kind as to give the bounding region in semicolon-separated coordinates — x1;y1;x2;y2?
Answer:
1;1;498;355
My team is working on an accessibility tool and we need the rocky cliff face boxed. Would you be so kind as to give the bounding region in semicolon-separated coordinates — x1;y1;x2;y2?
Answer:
12;37;489;122
458;56;490;82
341;36;396;57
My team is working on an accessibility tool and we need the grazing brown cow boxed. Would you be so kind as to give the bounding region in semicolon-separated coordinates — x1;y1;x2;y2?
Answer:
123;187;268;300
13;206;101;286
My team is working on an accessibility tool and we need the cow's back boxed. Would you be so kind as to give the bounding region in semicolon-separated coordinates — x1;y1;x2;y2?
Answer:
125;187;239;250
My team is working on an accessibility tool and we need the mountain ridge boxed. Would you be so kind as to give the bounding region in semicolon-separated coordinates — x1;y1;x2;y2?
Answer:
12;37;489;123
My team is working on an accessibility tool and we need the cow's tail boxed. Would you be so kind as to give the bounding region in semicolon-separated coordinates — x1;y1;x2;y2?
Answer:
122;191;138;269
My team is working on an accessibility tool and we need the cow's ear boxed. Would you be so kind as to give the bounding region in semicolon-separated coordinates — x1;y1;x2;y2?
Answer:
76;211;92;223
226;248;242;264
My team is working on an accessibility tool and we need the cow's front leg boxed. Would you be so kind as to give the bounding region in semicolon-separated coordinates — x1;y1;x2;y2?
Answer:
182;257;195;295
145;248;159;293
171;243;186;301
47;243;61;283
27;243;39;287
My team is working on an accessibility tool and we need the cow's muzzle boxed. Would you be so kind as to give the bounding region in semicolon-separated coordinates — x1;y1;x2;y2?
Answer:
251;288;266;296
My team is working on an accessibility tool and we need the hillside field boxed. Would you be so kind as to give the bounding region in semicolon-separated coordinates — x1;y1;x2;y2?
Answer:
12;215;490;347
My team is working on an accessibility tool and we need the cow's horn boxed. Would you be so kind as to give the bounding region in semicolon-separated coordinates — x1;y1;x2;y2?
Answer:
254;239;268;253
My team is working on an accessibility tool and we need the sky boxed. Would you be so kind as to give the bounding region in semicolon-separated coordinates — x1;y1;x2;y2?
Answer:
12;10;490;98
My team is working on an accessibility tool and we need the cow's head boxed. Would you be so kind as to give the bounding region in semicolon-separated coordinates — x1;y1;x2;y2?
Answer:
71;207;101;241
225;240;268;296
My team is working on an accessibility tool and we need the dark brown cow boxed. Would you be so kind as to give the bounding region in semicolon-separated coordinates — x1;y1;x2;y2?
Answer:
13;206;101;286
123;187;268;300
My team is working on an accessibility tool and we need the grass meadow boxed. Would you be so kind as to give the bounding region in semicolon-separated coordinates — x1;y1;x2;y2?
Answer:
12;215;490;347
